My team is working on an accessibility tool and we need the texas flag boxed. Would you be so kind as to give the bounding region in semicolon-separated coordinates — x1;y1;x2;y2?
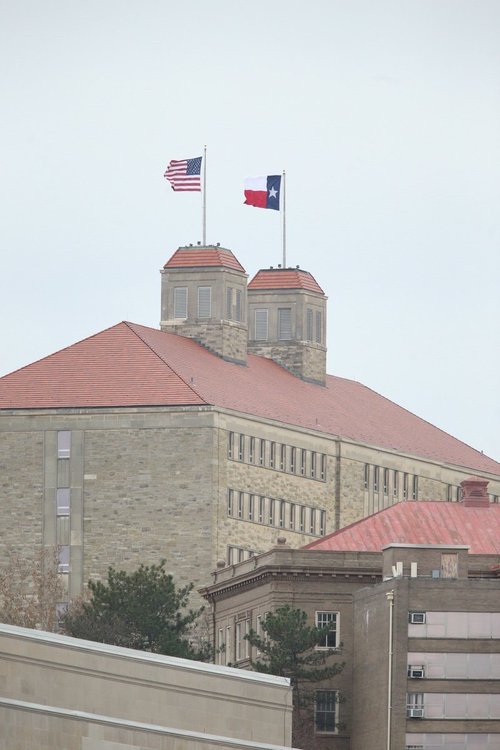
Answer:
244;175;281;210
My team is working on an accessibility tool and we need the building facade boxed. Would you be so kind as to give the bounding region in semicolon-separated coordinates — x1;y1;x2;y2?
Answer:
202;478;500;750
0;244;499;610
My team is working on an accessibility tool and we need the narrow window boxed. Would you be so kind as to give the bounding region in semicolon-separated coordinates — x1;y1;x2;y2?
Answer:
290;447;296;474
393;471;398;497
238;548;245;562
278;308;292;340
455;485;461;502
227;489;234;516
300;506;305;532
280;444;286;471
57;431;71;459
315;691;337;733
447;484;453;502
56;488;70;516
226;287;233;319
58;546;70;573
226;625;232;663
309;508;316;534
311;452;317;479
218;628;225;665
316;611;338;648
412;476;418;501
248;494;254;521
235;289;242;321
259;496;265;524
403;473;409;500
307;308;313;341
374;466;379;492
228;432;234;459
269;442;276;468
238;492;244;519
320;454;326;481
320;510;326;536
259;439;265;466
269;498;275;526
238;434;245;461
383;468;389;494
364;463;369;489
245;619;250;658
300;449;306;476
315;311;322;344
278;500;285;528
249;437;255;463
197;286;211;318
174;287;188;318
289;503;296;530
255;309;268;340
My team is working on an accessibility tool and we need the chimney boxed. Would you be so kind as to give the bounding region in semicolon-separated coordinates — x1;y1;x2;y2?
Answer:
460;476;490;507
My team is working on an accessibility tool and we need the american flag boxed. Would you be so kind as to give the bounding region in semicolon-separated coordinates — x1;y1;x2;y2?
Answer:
164;156;202;191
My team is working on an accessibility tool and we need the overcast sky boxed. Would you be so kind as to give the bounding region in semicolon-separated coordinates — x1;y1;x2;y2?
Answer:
1;1;499;461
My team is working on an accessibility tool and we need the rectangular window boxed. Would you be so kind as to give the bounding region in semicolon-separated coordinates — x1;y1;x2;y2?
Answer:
310;452;316;479
56;488;70;516
57;431;71;459
226;625;232;663
238;492;244;519
249;437;255;463
320;454;326;481
374;466;379;492
259;439;265;466
456;485;461;502
238;434;245;461
259;496;265;524
307;308;313;341
300;506;305;532
364;463;369;489
315;311;322;344
412;475;418;500
393;471;399;497
226;287;233;319
289;503;295;530
248;494;254;522
235;289;242;321
320;510;326;536
269;498;275;526
235;623;243;659
280;444;286;471
197;286;211;318
403;473;409;499
227;489;234;516
278;308;292;340
384;468;389;494
218;628;225;665
270;442;276;468
290;447;296;474
315;690;337;733
300;449;306;476
58;545;70;573
278;500;285;528
316;611;338;648
309;508;316;534
174;287;188;318
447;484;453;502
255;309;268;340
228;432;234;459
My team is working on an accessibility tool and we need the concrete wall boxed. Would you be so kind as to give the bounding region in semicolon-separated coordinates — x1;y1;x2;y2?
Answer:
0;623;293;750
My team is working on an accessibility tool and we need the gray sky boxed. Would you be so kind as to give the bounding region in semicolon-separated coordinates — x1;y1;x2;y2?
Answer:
1;1;499;461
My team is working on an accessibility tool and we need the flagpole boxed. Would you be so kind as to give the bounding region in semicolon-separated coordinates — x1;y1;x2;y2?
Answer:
202;145;207;245
282;170;286;267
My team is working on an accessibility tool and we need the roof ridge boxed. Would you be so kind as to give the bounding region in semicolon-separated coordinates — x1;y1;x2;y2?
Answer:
123;322;209;405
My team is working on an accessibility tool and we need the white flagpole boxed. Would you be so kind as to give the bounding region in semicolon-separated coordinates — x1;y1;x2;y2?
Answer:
202;145;207;245
282;170;286;267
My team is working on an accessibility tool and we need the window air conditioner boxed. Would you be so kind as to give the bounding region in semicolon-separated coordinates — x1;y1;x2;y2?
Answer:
408;665;425;679
407;708;424;718
409;612;426;624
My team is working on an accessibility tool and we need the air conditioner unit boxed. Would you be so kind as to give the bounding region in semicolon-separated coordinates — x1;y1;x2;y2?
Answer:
407;708;424;718
408;665;425;679
406;745;424;750
409;612;426;624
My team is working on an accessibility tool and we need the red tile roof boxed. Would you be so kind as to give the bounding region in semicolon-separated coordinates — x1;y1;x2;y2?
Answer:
248;269;325;295
0;322;499;475
164;246;245;273
303;500;500;554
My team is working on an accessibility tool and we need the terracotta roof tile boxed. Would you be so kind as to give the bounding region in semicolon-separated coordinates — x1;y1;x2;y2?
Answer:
304;500;500;554
164;246;245;273
1;322;499;476
248;269;324;294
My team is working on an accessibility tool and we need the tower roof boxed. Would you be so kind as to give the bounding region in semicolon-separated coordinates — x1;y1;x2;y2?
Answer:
163;245;245;273
0;321;499;476
248;268;325;295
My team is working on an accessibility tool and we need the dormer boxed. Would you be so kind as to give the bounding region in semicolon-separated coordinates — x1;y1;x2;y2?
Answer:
247;267;327;384
160;244;248;364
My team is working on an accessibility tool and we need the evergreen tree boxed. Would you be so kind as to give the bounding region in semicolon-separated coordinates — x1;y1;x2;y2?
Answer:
62;561;211;660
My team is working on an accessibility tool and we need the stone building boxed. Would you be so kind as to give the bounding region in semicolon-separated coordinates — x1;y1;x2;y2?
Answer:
201;477;500;750
0;621;292;749
0;244;499;608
